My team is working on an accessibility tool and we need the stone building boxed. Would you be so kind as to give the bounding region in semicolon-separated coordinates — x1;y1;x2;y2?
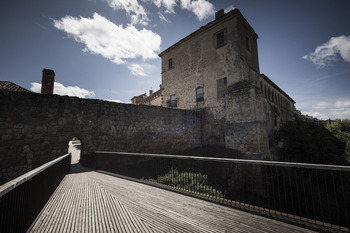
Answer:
136;9;296;157
131;88;163;106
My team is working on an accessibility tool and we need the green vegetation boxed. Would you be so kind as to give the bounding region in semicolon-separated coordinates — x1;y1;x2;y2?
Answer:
327;119;350;158
276;117;349;165
147;168;224;198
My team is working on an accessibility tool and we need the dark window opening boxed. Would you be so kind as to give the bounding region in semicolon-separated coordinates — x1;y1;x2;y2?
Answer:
196;87;204;102
168;58;173;70
216;31;225;48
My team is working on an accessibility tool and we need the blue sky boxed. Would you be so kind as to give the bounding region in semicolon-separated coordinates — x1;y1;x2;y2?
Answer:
1;0;349;119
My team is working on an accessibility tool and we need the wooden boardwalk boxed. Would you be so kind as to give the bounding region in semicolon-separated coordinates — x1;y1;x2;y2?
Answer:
29;164;316;233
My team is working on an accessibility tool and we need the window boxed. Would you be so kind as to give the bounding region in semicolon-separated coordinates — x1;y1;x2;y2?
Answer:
246;36;251;51
216;31;225;48
167;94;177;107
168;58;173;70
196;87;204;102
217;77;227;99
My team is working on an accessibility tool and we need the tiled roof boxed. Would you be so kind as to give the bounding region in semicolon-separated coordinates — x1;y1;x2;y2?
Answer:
0;81;31;92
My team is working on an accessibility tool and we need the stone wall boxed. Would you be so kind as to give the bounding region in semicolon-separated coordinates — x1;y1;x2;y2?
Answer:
224;83;269;156
0;90;202;184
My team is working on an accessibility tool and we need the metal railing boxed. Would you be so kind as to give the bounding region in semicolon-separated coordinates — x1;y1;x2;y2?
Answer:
83;151;350;232
0;153;71;233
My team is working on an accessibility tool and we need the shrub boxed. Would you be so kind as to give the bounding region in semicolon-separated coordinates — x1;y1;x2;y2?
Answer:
147;168;224;198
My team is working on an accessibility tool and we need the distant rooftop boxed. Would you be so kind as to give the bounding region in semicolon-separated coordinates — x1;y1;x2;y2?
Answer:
0;81;31;93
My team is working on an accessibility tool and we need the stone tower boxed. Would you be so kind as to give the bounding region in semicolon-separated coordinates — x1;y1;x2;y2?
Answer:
157;9;295;157
41;69;55;94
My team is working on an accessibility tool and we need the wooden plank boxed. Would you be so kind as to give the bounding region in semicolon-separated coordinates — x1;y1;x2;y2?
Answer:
29;164;316;233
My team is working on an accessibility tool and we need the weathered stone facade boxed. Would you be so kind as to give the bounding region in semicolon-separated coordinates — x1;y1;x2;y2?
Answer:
131;88;163;106
154;9;295;156
0;90;202;184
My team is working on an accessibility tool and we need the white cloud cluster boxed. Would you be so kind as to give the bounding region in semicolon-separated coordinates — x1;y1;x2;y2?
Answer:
304;99;350;119
152;0;177;13
179;0;215;21
53;0;216;76
30;82;96;98
53;13;161;65
303;35;350;67
128;63;157;76
128;64;147;76
105;0;149;25
104;0;215;22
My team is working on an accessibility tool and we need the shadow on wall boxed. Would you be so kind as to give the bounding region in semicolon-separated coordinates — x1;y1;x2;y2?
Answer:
68;137;82;164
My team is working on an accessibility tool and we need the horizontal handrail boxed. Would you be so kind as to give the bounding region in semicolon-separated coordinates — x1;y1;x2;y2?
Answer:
0;153;71;197
0;153;71;233
86;151;350;231
95;151;350;171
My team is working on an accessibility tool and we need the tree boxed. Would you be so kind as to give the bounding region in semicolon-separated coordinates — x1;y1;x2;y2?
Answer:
276;117;348;165
327;119;350;159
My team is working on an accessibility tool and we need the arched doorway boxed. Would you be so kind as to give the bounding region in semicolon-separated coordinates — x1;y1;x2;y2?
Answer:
68;137;82;164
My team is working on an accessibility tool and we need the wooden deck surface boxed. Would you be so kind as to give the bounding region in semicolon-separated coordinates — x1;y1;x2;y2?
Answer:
29;164;316;232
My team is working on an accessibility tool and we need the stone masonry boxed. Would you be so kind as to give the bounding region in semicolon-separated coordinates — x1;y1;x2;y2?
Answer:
154;9;295;156
0;90;202;184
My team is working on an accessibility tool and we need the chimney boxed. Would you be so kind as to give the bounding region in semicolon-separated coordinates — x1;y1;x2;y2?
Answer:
41;69;55;94
149;90;153;96
215;9;225;20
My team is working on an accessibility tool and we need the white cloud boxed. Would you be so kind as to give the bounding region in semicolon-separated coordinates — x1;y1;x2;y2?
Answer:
53;13;161;65
128;64;147;76
158;12;168;22
151;0;177;13
30;82;96;98
303;35;350;67
108;99;123;103
30;82;41;93
180;0;215;21
105;0;149;25
304;98;350;119
103;0;214;23
128;63;157;76
224;5;235;13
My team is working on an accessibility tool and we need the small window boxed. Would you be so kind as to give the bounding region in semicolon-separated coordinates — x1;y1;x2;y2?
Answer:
168;58;173;70
246;36;251;51
167;94;177;107
216;31;225;48
196;87;204;102
217;77;227;99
